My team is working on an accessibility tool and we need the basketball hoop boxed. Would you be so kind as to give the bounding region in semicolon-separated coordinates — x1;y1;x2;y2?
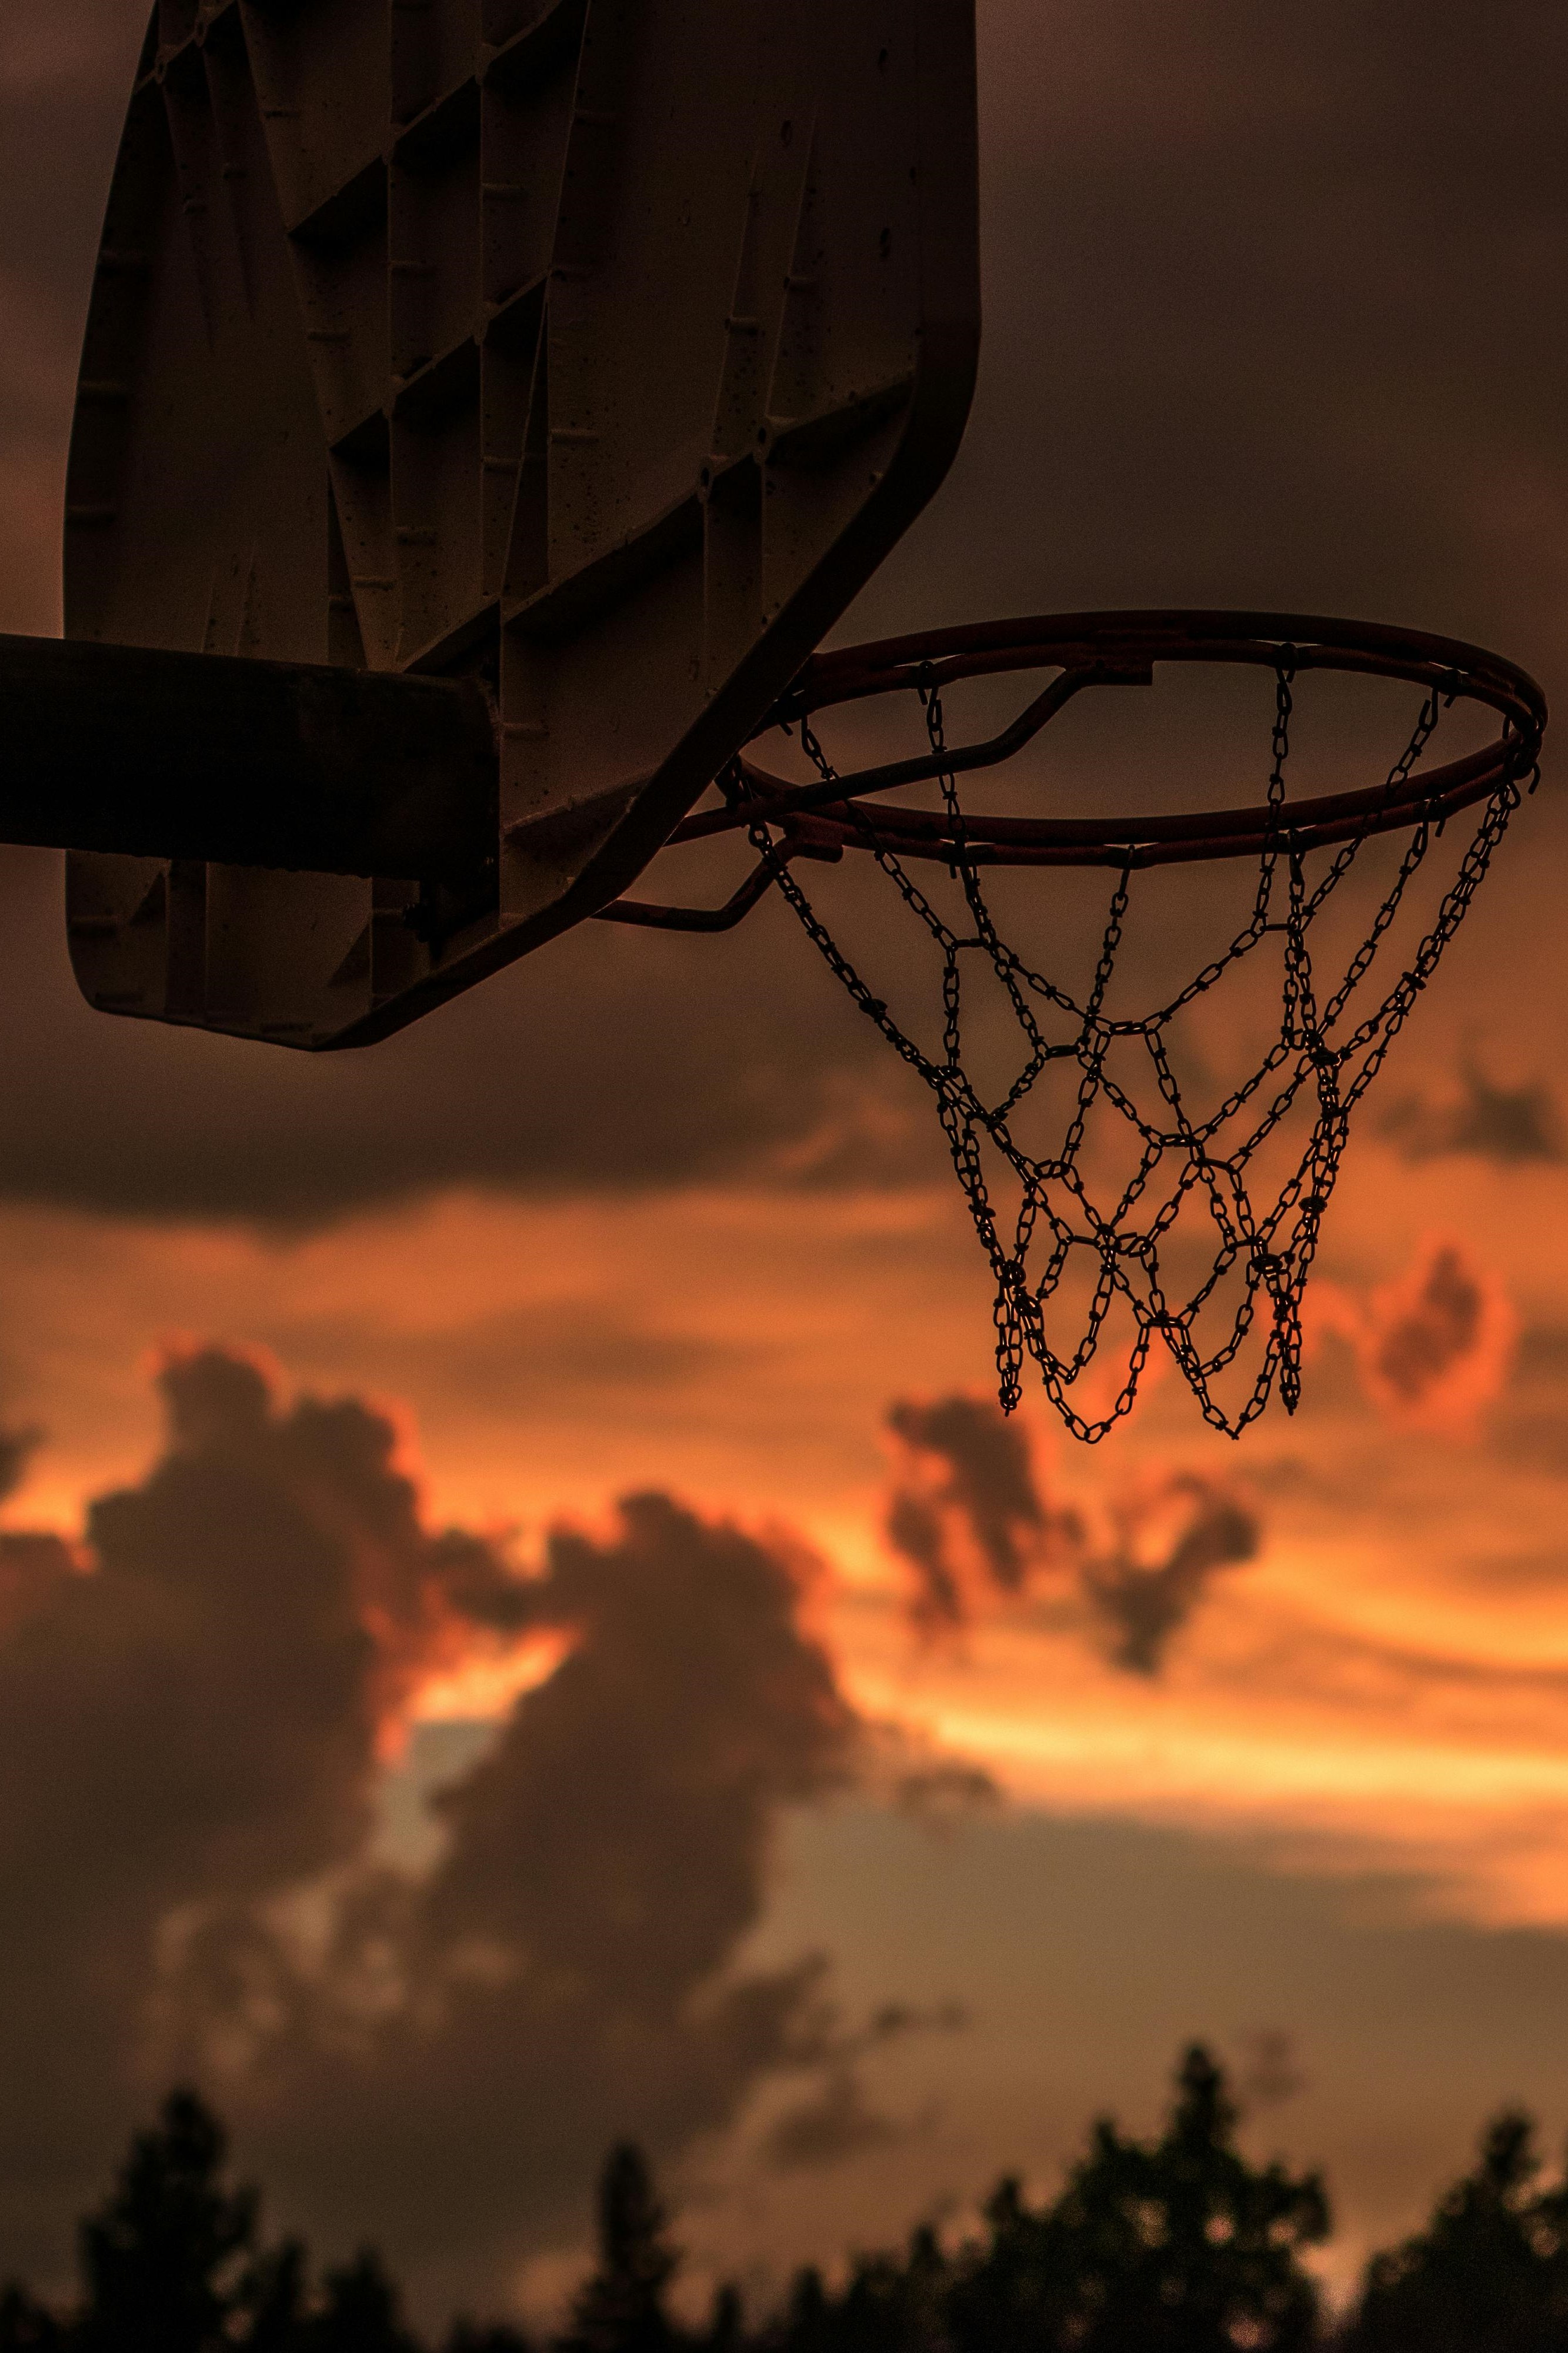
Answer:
602;613;1546;1441
36;6;1544;1442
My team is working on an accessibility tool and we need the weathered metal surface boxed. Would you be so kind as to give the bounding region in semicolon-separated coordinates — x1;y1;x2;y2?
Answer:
61;0;981;1047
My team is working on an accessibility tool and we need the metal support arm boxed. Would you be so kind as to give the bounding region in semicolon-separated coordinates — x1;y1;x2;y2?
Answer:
0;635;498;884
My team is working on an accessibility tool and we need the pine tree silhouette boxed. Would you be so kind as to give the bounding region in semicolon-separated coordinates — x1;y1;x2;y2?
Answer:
30;2057;1568;2349
1345;2108;1568;2352
0;2285;64;2352
300;2251;421;2353
74;2091;258;2353
769;2267;828;2353
558;2147;681;2353
945;2044;1329;2353
239;2238;310;2351
694;2284;744;2352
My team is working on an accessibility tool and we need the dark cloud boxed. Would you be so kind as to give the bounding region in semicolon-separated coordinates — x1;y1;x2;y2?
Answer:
889;1759;1004;1828
1235;2029;1308;2114
883;1396;1257;1671
3;1;1568;1224
887;1399;1045;1595
758;2002;963;2173
0;1349;882;2320
285;1302;746;1424
1382;1070;1566;1167
0;1420;39;1504
923;0;1568;645
0;1524;75;1645
0;5;152;635
883;1489;962;1629
0;848;914;1225
760;2074;903;2176
1356;1241;1516;1431
1370;1251;1484;1407
884;1396;1070;1631
1083;1477;1260;1678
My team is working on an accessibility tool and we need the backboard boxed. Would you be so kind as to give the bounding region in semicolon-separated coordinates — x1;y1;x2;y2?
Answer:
59;0;980;1048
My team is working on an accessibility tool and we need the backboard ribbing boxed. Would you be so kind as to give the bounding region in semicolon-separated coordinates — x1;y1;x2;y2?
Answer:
62;0;980;1047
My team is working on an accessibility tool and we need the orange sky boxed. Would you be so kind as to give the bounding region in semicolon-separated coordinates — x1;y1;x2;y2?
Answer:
2;1125;1566;1945
8;0;1568;2319
12;1161;1568;2302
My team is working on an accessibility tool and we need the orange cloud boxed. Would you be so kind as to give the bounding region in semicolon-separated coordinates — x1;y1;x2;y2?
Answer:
881;1393;1261;1677
1357;1239;1517;1435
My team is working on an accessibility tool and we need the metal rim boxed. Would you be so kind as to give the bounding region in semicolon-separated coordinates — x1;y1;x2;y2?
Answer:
594;609;1546;928
681;609;1547;870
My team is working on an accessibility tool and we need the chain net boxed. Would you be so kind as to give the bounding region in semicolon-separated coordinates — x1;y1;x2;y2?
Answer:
731;664;1530;1442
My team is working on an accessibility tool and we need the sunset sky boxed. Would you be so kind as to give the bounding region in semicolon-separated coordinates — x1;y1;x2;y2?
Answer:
5;0;1568;2334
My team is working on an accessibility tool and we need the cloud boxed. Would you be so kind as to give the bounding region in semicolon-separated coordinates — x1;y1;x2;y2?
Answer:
0;850;926;1225
0;1510;75;1644
1235;2029;1308;2113
0;1349;879;2319
1082;1477;1262;1678
2;0;1567;1230
883;1395;1257;1671
948;0;1568;639
0;1420;39;1504
884;1397;1075;1631
1355;1241;1517;1435
887;1399;1046;1594
1382;1071;1566;1167
883;1487;962;1628
888;1759;1005;1827
757;2001;963;2173
760;2073;903;2175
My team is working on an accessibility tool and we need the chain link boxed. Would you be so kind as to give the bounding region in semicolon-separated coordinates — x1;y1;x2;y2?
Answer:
747;675;1523;1441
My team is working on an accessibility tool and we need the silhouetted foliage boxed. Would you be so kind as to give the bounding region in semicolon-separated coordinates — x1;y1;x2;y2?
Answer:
18;2051;1568;2348
559;2146;682;2353
241;2239;311;2353
948;2041;1329;2352
75;2090;256;2353
1343;2108;1568;2352
301;2252;421;2353
693;2285;745;2353
762;2046;1327;2353
0;2092;522;2352
0;2285;64;2352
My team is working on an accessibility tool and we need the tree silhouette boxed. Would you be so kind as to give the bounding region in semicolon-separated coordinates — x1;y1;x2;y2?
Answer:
938;2172;1076;2352
833;2226;949;2353
945;2045;1329;2353
694;2285;745;2352
0;2093;551;2350
753;2054;1326;2351
1344;2108;1568;2352
0;2285;64;2352
30;2054;1568;2348
299;2251;421;2353
74;2090;258;2353
240;2239;311;2352
557;2147;682;2353
766;2268;829;2353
